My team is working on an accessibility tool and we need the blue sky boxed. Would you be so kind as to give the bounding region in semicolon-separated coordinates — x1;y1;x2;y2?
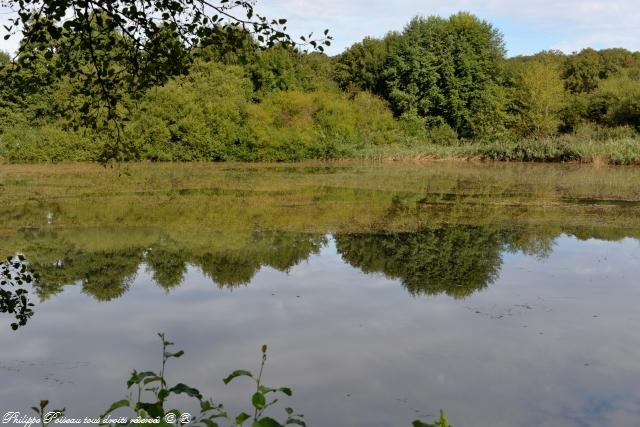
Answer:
2;0;639;57
255;0;640;56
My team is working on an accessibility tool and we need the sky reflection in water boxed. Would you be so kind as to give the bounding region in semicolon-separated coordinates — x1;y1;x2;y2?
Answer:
1;229;640;427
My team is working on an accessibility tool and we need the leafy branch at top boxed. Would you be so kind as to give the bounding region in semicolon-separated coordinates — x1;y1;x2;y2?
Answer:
0;0;332;160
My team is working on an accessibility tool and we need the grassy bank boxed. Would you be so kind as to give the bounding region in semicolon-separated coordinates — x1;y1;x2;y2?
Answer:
3;132;640;165
2;161;640;238
352;135;640;164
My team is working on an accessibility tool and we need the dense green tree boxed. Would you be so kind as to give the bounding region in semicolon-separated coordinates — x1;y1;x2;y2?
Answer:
383;13;505;138
591;73;640;130
0;51;10;66
248;46;336;98
294;52;337;92
250;45;304;98
598;48;640;78
563;48;604;94
195;25;259;66
334;34;399;94
0;51;25;129
507;60;566;136
123;60;253;161
1;0;331;159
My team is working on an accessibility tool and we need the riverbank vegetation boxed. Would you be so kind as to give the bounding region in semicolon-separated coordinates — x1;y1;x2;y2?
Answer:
1;12;640;163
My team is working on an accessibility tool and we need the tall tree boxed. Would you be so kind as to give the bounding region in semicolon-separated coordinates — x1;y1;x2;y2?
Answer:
508;60;565;136
563;48;603;94
384;13;506;137
334;34;399;94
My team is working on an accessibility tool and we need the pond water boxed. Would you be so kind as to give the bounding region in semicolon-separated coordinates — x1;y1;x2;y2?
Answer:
1;162;640;427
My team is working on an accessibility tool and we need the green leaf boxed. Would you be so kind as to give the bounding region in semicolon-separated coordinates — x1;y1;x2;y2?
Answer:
258;385;275;394
135;402;164;418
200;400;223;413
164;350;184;358
127;371;158;388
278;387;292;397
223;370;253;384
201;420;220;427
100;399;130;418
235;412;251;425
168;383;203;400
251;392;266;409
253;418;284;427
143;376;163;385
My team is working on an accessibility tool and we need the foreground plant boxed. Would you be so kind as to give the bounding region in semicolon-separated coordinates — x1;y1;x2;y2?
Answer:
98;333;305;427
36;333;451;426
0;254;36;330
412;410;451;427
29;400;65;427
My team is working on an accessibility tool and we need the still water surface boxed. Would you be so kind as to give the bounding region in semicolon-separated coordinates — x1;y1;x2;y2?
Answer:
1;163;640;427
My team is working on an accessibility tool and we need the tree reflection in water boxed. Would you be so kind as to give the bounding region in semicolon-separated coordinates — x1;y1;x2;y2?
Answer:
336;226;505;298
14;225;564;305
27;231;328;301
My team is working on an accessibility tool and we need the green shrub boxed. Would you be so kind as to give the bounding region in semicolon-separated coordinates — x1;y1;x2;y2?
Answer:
572;123;638;141
397;112;428;139
124;61;253;161
602;138;640;165
476;138;581;162
0;124;99;162
246;90;402;161
427;124;459;146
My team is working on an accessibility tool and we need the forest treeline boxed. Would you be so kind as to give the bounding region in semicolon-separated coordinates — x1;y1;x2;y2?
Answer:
1;12;639;163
